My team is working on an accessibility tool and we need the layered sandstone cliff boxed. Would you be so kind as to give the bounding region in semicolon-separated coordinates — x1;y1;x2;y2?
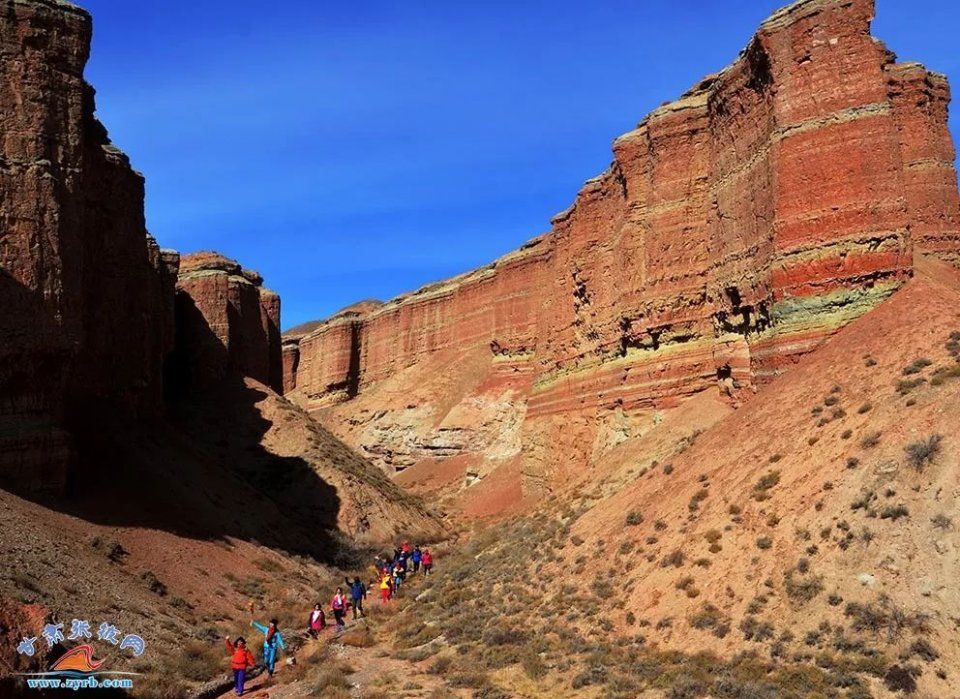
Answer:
286;0;960;491
0;0;179;492
0;0;427;549
168;252;283;394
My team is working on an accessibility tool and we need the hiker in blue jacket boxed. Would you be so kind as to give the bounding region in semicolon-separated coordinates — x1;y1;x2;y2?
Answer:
411;545;423;574
250;618;285;678
345;576;367;619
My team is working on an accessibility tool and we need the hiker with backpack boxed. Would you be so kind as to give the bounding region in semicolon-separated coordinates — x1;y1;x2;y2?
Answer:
331;587;348;631
392;560;406;592
224;635;256;696
345;576;367;619
250;618;285;679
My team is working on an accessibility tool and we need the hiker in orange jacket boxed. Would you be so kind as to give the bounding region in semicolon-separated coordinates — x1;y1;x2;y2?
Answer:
224;635;256;696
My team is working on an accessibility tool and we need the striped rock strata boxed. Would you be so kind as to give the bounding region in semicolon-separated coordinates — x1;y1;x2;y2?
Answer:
286;0;960;491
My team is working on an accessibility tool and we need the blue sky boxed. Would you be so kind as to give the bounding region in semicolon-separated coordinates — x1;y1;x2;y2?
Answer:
80;0;960;329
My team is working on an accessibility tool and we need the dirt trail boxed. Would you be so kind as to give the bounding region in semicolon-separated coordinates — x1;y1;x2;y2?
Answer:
212;632;445;698
214;594;449;698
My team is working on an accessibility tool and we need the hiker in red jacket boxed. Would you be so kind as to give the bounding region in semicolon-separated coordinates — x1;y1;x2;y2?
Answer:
224;635;256;696
307;603;326;637
331;587;347;631
422;548;434;576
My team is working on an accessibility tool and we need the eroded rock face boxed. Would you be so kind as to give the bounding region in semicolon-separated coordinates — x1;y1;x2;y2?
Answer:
281;340;300;394
0;0;442;558
169;252;283;394
287;0;960;492
0;3;283;492
0;0;179;492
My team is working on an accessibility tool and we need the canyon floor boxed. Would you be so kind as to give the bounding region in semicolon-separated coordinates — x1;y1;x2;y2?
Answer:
0;375;442;697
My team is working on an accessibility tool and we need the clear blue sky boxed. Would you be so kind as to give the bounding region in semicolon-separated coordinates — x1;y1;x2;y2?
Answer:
80;0;959;330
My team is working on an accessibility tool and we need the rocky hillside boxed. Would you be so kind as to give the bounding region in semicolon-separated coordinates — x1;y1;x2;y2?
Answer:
376;257;960;698
284;0;960;515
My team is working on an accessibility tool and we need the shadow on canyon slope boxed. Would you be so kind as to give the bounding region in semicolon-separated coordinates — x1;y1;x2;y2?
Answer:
0;276;349;564
65;376;345;563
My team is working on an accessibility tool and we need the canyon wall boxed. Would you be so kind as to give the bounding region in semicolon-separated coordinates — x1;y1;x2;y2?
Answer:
0;1;279;492
287;0;960;491
0;0;444;550
0;0;179;492
168;252;283;395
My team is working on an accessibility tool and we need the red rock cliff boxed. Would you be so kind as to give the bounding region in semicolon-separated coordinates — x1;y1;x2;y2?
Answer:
0;1;445;555
0;2;285;492
0;0;179;492
169;252;283;394
287;0;960;485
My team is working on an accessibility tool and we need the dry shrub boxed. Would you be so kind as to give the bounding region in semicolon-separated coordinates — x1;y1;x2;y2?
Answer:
520;648;547;679
883;665;919;693
661;549;685;568
880;504;909;521
896;378;925;395
902;358;932;375
931;513;953;530
784;570;824;604
845;596;930;641
134;671;190;699
904;434;942;471
170;640;224;682
689;603;724;631
752;471;780;501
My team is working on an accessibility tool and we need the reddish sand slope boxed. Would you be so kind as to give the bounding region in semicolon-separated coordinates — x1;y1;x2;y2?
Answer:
554;256;960;695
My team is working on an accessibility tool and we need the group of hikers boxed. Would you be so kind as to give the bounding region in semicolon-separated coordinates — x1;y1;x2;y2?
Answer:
223;542;435;696
375;541;434;604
